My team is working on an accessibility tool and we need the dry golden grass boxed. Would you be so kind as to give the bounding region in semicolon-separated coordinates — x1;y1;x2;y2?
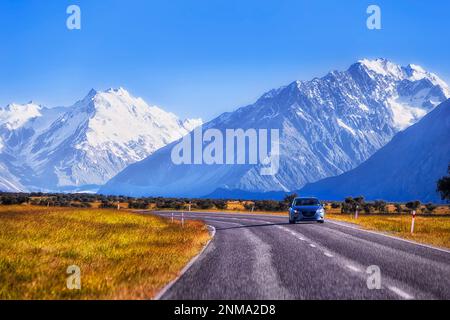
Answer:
0;206;210;300
326;212;450;249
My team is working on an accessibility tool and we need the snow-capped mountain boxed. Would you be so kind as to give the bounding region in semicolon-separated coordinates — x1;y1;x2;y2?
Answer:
0;102;69;191
0;102;64;151
0;88;201;192
299;99;450;202
0;161;26;192
100;59;449;197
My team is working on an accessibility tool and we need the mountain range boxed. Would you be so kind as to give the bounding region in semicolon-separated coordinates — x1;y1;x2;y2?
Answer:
0;88;201;192
299;98;450;202
100;59;449;200
1;58;448;202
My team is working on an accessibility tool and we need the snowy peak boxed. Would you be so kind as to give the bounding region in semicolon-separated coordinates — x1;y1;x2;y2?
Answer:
100;58;449;198
8;87;203;190
356;58;449;95
182;118;203;131
357;58;404;78
0;102;43;130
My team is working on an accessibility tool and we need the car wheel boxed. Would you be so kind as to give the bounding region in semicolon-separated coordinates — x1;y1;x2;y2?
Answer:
318;220;325;224
289;219;295;224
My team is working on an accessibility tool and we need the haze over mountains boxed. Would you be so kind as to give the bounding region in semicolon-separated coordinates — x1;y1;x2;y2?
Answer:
0;88;201;192
100;59;449;199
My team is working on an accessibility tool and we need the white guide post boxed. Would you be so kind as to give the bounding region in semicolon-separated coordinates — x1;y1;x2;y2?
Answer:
411;210;416;234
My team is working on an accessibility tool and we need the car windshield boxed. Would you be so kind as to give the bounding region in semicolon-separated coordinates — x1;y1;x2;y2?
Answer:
293;198;320;206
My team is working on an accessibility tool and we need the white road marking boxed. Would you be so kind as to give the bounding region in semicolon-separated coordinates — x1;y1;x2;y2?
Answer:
324;252;334;257
388;286;414;300
327;220;450;254
346;265;361;272
154;225;216;300
309;244;316;248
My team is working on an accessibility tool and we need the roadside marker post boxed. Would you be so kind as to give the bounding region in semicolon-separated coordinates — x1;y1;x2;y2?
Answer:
411;210;416;234
171;212;174;223
182;212;184;227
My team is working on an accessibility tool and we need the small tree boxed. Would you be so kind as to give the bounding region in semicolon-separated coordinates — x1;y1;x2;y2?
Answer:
425;203;437;214
243;202;254;211
373;200;387;213
331;202;341;209
354;196;365;212
214;200;227;210
342;197;355;214
437;164;450;202
363;203;374;214
405;201;421;213
283;193;298;209
394;203;402;214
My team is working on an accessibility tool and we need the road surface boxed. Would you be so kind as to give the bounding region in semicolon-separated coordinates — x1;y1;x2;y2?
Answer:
152;211;450;300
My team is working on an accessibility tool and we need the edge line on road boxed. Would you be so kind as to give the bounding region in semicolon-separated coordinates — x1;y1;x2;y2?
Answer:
153;224;216;300
326;220;450;254
388;286;414;300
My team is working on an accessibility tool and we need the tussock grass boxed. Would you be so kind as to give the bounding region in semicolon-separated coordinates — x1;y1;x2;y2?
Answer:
326;212;450;249
0;206;210;299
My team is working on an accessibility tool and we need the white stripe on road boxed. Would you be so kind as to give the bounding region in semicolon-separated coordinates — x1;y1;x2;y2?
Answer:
388;286;414;300
309;244;316;248
346;265;361;272
327;220;450;254
323;252;334;257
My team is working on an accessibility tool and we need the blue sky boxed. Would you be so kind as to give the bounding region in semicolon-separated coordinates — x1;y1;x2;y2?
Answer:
0;0;449;120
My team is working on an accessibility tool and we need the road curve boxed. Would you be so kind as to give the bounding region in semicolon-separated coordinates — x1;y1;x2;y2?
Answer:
151;211;450;300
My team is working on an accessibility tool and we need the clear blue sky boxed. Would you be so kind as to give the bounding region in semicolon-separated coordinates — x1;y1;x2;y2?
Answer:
0;0;449;121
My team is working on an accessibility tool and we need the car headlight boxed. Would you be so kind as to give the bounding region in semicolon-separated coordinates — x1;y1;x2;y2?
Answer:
317;208;324;215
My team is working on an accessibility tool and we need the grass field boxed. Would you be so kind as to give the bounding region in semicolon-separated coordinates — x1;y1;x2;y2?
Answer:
326;211;450;249
0;205;210;299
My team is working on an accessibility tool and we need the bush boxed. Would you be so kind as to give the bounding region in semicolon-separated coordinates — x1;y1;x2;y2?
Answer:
363;203;374;214
197;200;214;210
0;195;29;205
405;201;421;212
128;200;149;209
244;202;254;211
425;203;437;214
99;201;117;209
373;200;387;213
253;200;284;212
214;200;227;210
331;202;341;209
283;193;298;209
437;164;450;201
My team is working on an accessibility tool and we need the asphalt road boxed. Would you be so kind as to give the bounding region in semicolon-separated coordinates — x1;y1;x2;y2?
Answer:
152;211;450;300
